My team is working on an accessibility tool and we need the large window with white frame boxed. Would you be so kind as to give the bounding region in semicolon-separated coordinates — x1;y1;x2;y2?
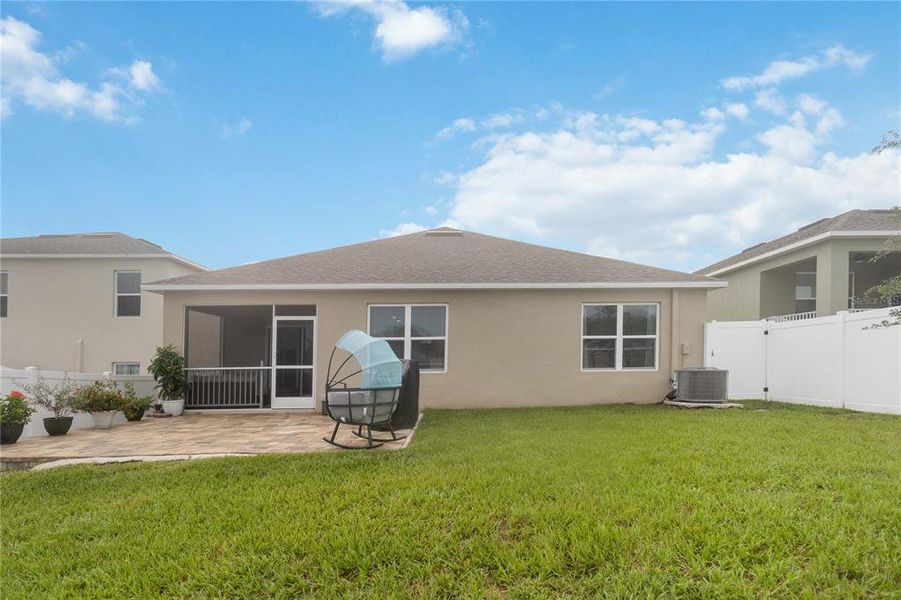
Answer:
0;271;7;318
115;271;142;317
368;304;447;372
582;303;658;370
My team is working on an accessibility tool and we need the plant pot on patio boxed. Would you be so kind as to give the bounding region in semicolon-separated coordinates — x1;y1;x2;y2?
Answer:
73;380;125;430
0;391;35;445
43;416;74;436
162;399;184;417
25;374;78;437
124;408;146;422
0;423;25;445
91;411;119;429
149;345;187;418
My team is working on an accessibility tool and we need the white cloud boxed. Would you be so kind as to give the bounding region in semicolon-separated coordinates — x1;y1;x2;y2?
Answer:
722;44;872;91
0;16;160;123
796;93;826;115
757;121;818;163
724;102;749;120
315;0;468;62
436;117;475;139
433;171;456;185
380;222;427;237
755;88;787;115
128;60;161;91
220;117;252;139
436;105;563;141
414;106;898;272
481;110;525;129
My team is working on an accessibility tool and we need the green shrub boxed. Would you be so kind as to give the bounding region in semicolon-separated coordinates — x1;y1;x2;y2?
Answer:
147;345;186;401
73;380;125;413
120;382;153;419
0;391;35;426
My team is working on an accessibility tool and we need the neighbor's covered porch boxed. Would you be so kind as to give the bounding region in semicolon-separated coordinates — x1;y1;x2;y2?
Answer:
184;305;317;410
760;250;901;321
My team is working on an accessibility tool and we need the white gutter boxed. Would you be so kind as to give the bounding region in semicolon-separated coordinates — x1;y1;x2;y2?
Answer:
143;280;727;292
0;253;208;271
704;230;901;277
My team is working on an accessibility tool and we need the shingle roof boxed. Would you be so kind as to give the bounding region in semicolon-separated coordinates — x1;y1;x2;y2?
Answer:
0;232;206;270
0;232;170;255
696;209;901;276
147;228;719;289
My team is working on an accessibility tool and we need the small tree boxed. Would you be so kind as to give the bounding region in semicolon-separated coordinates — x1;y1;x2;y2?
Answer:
24;375;78;419
147;345;186;401
865;131;901;328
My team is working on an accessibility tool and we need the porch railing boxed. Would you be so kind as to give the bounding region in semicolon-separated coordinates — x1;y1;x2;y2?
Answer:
765;310;817;323
184;367;270;409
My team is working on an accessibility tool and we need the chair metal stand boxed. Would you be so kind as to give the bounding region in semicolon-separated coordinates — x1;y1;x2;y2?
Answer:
323;419;384;449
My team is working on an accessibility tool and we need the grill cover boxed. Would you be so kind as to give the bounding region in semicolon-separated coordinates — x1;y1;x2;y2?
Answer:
374;359;420;430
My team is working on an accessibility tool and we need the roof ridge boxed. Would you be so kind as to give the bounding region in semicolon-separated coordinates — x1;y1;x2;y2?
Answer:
455;229;699;278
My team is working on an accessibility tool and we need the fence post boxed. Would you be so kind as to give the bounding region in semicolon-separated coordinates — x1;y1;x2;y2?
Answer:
761;319;769;401
23;367;40;437
837;311;848;410
24;366;39;386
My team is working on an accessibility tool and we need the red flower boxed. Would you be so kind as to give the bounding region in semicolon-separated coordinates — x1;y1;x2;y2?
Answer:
9;390;24;398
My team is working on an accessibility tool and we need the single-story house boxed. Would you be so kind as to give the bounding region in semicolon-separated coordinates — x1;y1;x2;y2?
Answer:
144;228;724;410
697;209;901;322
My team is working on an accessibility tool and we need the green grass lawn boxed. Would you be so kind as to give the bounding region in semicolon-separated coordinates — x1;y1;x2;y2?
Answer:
2;402;900;598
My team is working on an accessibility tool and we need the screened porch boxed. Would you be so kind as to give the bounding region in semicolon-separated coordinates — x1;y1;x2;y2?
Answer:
183;305;316;409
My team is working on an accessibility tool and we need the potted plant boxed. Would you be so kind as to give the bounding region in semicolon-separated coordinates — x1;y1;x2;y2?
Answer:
24;375;78;436
120;382;153;422
74;380;124;429
148;345;187;416
0;391;36;444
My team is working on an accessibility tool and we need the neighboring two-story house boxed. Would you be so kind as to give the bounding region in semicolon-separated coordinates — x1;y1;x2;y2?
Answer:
0;233;205;374
697;209;901;321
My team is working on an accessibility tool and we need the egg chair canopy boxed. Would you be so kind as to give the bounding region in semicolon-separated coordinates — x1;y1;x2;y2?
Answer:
333;329;402;389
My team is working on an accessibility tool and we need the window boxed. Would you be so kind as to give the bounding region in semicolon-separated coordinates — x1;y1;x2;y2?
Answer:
795;271;816;313
0;271;7;318
369;304;447;372
113;362;140;376
115;271;141;317
582;304;658;371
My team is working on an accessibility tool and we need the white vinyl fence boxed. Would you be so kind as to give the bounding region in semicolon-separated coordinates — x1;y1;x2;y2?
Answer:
0;367;157;438
705;308;901;415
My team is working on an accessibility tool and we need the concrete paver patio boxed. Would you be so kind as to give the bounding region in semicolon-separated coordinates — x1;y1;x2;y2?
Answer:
0;412;410;470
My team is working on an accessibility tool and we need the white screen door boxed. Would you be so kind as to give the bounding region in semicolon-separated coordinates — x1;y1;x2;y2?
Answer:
271;316;315;408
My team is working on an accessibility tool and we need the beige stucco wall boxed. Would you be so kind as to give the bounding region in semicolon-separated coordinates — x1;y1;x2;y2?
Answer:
706;238;891;321
0;257;200;373
159;287;709;409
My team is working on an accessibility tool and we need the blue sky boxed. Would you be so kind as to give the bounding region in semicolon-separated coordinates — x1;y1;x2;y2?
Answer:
1;1;899;272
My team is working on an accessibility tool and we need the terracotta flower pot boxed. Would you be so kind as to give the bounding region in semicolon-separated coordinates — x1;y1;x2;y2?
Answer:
43;416;74;436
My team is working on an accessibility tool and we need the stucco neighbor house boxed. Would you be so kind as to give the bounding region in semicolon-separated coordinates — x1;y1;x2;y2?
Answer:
697;209;901;322
0;232;206;374
144;228;724;411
